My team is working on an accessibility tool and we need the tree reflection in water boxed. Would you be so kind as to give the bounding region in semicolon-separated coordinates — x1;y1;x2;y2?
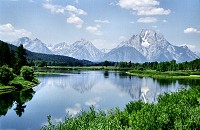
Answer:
0;89;35;117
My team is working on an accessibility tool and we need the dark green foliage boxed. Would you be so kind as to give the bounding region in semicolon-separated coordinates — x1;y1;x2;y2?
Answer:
15;44;27;74
0;40;11;67
42;87;200;130
0;41;93;66
0;89;35;117
0;65;14;85
20;66;35;81
114;59;200;72
103;60;109;67
125;100;144;114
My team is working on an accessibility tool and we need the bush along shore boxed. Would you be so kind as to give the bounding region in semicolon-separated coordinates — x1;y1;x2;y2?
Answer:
0;65;40;94
42;86;200;130
0;41;39;93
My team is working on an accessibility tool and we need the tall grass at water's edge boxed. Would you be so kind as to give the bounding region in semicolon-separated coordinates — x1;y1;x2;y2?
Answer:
42;86;200;130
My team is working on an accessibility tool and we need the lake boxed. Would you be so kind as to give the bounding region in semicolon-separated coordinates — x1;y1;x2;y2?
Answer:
0;70;197;130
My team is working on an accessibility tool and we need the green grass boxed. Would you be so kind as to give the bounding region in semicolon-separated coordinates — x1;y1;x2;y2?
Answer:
34;66;130;72
0;83;15;94
0;76;39;94
127;70;200;79
42;86;200;130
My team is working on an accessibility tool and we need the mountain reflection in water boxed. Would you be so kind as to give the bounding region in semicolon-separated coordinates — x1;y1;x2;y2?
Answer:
37;71;191;103
1;71;198;130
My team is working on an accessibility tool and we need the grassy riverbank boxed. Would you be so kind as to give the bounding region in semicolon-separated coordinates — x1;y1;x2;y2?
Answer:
127;70;200;79
34;66;130;72
0;76;39;94
42;86;200;130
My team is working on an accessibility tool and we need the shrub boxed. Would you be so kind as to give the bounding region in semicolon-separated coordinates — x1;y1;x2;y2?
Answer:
0;65;14;85
20;66;35;81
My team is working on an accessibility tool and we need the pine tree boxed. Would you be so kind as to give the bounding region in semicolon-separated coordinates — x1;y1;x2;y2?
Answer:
15;44;27;74
0;41;11;66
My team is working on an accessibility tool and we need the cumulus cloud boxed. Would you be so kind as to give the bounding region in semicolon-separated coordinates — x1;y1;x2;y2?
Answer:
43;3;65;14
137;17;157;23
137;8;171;15
66;5;87;15
43;3;87;15
86;25;103;35
118;0;171;16
0;23;32;41
66;103;81;117
184;27;200;34
67;14;84;29
43;2;86;28
94;20;110;24
118;0;159;9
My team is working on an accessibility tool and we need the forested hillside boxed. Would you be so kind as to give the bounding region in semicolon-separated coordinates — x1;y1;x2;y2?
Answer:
0;40;93;66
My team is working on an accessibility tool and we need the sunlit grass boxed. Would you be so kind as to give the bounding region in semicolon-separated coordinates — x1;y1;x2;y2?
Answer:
127;70;200;79
42;86;200;130
0;76;39;94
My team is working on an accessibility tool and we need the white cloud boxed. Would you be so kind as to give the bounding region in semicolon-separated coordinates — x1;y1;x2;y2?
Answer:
43;3;65;14
184;27;200;34
67;14;84;29
0;23;32;41
94;20;110;24
137;17;157;23
118;0;159;9
118;0;171;16
66;5;87;15
86;25;103;35
66;103;81;117
137;8;171;15
43;3;86;29
43;3;87;15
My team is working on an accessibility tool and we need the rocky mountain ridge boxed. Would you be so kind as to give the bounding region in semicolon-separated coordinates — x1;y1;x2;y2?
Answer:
10;29;199;62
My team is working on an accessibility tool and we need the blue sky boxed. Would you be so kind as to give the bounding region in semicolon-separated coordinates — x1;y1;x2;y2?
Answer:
0;0;200;51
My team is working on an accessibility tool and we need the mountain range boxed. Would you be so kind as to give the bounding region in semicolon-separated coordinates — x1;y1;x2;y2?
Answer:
10;29;199;63
1;41;92;66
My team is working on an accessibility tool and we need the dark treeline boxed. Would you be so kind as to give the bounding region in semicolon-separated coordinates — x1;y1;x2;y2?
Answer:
1;40;200;71
0;40;28;74
2;41;93;67
102;59;200;72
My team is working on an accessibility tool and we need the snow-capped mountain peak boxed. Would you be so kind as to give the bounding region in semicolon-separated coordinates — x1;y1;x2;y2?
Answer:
69;39;103;61
10;29;198;62
48;39;104;61
11;37;52;54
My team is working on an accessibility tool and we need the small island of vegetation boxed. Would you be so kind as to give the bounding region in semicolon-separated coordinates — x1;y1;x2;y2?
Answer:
0;40;39;94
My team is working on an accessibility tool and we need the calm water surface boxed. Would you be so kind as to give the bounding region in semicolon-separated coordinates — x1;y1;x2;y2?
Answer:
0;71;196;130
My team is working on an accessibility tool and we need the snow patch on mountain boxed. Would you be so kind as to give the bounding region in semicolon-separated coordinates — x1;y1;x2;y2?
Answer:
10;29;198;63
49;39;104;61
11;37;52;54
